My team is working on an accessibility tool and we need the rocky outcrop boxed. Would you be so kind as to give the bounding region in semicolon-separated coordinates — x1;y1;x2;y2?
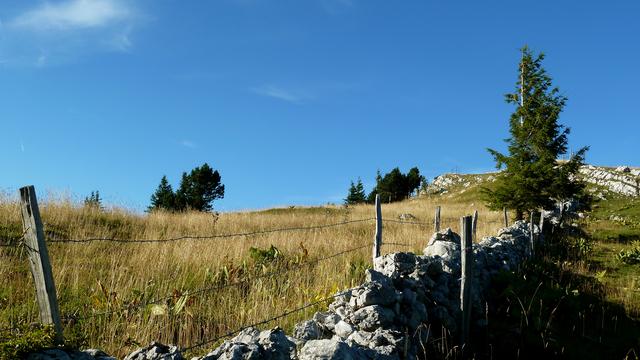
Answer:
579;165;640;198
428;173;496;195
425;165;640;199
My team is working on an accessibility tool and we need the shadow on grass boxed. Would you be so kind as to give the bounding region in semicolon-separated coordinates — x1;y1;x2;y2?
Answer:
479;256;640;360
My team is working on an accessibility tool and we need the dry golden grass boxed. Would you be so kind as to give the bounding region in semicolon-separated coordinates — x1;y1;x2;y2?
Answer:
0;193;505;358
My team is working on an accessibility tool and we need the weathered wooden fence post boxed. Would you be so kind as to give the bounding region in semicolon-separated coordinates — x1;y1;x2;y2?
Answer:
19;186;63;344
460;215;474;346
538;208;545;246
503;207;508;227
434;206;441;232
472;210;478;240
373;194;382;261
529;211;535;257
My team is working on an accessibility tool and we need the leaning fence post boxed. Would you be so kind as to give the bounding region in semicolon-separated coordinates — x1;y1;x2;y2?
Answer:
472;210;478;240
529;212;535;258
460;215;474;346
19;186;63;344
434;206;441;232
373;194;382;261
503;207;508;227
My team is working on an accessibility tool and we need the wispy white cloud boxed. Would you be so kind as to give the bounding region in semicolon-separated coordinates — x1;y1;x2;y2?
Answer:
180;140;197;149
36;53;48;67
106;25;133;51
251;85;309;104
0;0;142;66
11;0;131;31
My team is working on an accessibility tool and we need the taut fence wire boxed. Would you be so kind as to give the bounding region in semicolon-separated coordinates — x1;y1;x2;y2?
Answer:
44;218;376;244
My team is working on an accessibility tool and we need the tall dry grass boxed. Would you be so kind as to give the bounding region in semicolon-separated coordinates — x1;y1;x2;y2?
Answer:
0;194;504;358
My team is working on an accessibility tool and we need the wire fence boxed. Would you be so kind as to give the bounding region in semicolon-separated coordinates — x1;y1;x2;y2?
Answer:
1;200;503;357
0;216;490;247
382;218;430;226
0;214;513;248
44;218;376;244
0;216;380;342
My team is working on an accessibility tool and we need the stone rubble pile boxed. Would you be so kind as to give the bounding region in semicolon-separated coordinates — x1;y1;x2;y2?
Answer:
27;221;538;360
124;342;183;360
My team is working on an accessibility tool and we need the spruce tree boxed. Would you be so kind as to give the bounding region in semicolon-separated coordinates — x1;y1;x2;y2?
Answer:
484;46;588;219
148;175;176;211
174;172;191;211
345;178;367;205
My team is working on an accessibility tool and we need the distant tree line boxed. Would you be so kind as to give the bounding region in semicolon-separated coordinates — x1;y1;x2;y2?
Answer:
149;163;224;212
344;167;425;205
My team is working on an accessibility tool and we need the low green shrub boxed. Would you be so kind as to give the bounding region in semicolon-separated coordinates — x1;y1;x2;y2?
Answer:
0;325;56;360
617;241;640;265
249;245;281;264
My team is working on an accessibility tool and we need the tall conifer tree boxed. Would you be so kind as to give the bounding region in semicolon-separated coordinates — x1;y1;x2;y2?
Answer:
345;178;367;205
148;175;176;211
484;46;588;219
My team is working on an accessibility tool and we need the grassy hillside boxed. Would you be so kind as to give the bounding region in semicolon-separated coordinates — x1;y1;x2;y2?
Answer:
0;192;505;358
586;196;640;318
3;172;640;358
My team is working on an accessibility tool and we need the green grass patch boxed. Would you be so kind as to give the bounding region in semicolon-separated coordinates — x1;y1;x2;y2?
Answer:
486;257;640;359
0;324;87;360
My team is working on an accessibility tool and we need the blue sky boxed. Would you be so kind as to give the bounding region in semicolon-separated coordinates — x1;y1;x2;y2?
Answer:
1;0;638;211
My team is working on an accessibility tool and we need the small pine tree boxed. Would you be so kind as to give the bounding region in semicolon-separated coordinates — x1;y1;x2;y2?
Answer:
483;46;588;219
148;176;176;211
84;191;103;209
344;178;367;205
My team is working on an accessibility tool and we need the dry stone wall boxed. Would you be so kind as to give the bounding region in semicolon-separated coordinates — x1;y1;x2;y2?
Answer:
190;221;534;360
